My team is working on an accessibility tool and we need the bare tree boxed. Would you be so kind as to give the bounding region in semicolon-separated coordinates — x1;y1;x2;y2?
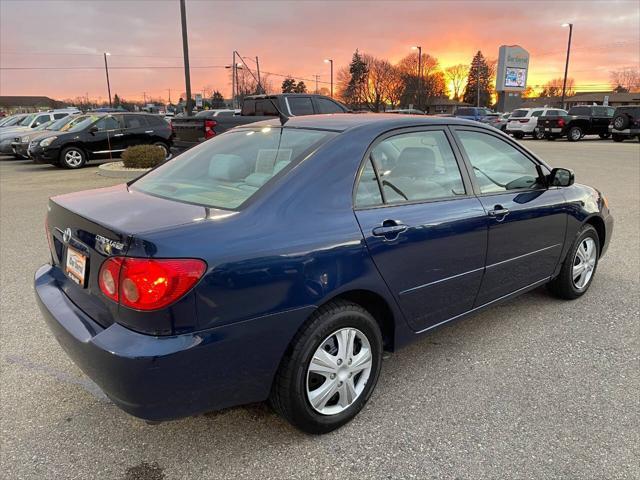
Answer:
609;67;640;92
445;64;468;100
540;77;575;97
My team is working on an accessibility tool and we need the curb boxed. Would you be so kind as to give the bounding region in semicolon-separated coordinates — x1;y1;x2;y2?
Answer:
97;161;150;180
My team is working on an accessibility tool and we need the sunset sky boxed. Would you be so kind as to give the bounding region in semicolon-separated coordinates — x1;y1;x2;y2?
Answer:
1;0;639;102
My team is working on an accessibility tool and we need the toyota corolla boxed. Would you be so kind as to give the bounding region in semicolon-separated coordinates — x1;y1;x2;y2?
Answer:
35;114;613;434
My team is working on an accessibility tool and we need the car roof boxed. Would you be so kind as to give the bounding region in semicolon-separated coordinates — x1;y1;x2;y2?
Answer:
237;113;489;133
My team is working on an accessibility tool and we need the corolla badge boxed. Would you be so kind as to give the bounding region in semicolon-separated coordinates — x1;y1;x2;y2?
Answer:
63;228;72;243
95;234;125;254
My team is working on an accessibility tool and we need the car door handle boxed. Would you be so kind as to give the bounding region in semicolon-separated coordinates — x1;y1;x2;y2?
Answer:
488;206;510;220
372;222;408;238
145;130;154;134
112;133;124;137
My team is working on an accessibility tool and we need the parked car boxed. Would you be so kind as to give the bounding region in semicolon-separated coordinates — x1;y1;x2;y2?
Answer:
171;94;349;151
481;112;510;131
29;112;173;168
0;109;81;154
386;108;425;115
453;107;494;122
0;113;29;128
506;108;567;140
539;105;615;141
35;114;612;433
609;106;640;142
10;114;81;159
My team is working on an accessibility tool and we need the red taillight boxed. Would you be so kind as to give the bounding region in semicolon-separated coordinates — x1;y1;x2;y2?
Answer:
558;118;565;128
98;257;206;311
204;119;217;139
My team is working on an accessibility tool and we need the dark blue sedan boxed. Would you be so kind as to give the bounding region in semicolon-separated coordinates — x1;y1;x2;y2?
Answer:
35;114;613;433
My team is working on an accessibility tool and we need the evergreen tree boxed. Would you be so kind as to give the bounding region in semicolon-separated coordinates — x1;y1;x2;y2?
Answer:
281;77;296;93
344;49;369;108
113;94;121;108
211;90;225;108
463;51;491;107
294;81;307;93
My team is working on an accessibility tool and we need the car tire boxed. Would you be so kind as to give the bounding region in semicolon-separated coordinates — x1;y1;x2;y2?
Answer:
513;132;524;139
547;224;600;300
599;133;611;139
152;141;172;160
567;126;582;142
533;128;545;140
270;300;383;434
60;146;86;169
612;113;629;131
612;134;625;143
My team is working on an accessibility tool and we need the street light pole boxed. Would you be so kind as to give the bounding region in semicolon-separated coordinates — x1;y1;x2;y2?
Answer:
412;46;422;110
324;59;333;98
179;0;193;116
561;23;573;110
103;52;112;108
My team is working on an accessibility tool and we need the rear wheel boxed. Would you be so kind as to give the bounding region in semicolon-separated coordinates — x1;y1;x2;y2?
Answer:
270;300;383;434
567;126;583;142
60;146;86;169
152;141;172;160
547;224;599;300
533;128;546;140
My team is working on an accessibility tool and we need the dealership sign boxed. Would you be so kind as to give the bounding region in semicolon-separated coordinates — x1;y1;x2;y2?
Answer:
496;45;530;92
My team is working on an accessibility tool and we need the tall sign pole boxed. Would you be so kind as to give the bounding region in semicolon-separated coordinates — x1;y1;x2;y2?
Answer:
561;23;573;110
103;53;112;108
180;0;193;116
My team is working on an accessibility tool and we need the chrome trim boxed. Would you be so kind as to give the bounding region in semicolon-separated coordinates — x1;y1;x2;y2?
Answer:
91;149;126;154
486;243;562;269
399;266;485;295
145;130;154;133
414;276;551;335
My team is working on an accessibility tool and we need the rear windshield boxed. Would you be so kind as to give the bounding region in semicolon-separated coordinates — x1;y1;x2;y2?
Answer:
510;109;528;118
455;108;475;116
131;127;335;209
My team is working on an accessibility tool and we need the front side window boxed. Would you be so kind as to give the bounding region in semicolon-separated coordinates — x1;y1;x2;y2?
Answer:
19;114;36;126
132;127;335;209
288;97;314;116
568;106;590;116
33;115;51;127
94;115;120;131
357;130;465;205
457;130;543;194
531;110;544;117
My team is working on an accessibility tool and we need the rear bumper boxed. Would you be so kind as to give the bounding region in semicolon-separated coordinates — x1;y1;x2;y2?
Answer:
35;264;314;420
506;123;535;133
609;126;640;136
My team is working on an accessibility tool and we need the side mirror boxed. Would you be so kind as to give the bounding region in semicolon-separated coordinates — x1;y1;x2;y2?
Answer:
548;167;575;187
88;125;99;134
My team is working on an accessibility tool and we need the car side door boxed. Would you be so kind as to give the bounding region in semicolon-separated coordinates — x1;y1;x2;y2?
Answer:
122;114;150;148
451;126;568;305
83;114;126;156
592;106;614;134
354;127;488;333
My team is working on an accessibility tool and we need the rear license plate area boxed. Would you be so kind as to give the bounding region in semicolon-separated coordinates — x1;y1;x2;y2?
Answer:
65;246;88;286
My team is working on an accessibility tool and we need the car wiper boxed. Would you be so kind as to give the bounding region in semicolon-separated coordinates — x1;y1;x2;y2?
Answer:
382;179;408;201
473;166;506;189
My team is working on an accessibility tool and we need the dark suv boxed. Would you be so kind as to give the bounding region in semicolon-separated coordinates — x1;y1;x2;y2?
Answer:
29;112;173;168
609;106;640;142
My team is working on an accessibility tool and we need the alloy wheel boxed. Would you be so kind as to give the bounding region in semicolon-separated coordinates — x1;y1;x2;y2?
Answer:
570;128;582;141
65;150;83;167
306;327;372;415
572;237;597;290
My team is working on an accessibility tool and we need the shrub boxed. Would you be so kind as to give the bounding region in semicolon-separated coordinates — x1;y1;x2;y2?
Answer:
121;144;166;169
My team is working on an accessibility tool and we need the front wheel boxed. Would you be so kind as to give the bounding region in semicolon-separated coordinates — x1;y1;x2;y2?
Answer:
547;224;599;299
270;300;383;434
567;126;583;142
60;146;86;169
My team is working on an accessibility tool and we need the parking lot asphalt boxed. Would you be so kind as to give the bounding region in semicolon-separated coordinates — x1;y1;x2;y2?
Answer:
1;138;638;480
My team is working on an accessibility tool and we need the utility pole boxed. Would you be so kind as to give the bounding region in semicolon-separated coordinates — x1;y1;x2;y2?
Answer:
103;52;112;108
232;51;236;108
255;56;262;94
143;91;147;105
314;74;320;94
167;88;171;104
179;0;193;116
561;23;573;110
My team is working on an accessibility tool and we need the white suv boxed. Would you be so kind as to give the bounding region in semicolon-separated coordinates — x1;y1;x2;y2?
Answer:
506;107;567;140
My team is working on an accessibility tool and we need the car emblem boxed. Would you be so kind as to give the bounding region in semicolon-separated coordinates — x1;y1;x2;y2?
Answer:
63;228;72;244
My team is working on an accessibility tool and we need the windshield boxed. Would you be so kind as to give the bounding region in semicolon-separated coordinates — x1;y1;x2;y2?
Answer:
18;114;36;126
1;115;26;127
132;127;335;209
64;115;101;133
47;115;79;131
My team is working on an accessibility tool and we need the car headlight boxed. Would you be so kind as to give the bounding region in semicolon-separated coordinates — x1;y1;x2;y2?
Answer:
21;136;30;143
40;136;57;147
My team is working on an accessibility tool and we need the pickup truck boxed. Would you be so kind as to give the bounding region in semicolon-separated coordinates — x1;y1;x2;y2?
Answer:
538;105;615;141
171;94;349;151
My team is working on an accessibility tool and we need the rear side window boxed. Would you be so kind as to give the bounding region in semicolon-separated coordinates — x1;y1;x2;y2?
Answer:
316;98;345;114
288;97;314;116
146;115;167;127
255;100;278;116
124;115;147;129
132;128;335;209
510;110;528;118
357;130;465;205
531;110;544;117
568;106;591;116
355;160;383;207
616;107;640;116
